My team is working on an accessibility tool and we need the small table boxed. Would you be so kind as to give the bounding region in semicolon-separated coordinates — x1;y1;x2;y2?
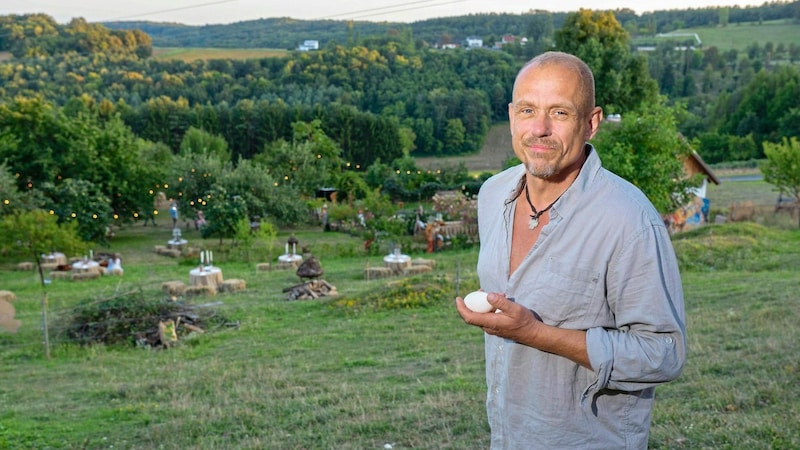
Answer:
278;254;302;264
189;267;224;288
72;261;100;274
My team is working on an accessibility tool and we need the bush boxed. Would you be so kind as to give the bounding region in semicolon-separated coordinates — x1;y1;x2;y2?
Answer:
60;290;231;348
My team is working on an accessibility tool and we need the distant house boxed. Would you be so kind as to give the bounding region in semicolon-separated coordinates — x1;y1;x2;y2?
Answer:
297;40;319;51
464;36;483;49
493;35;518;49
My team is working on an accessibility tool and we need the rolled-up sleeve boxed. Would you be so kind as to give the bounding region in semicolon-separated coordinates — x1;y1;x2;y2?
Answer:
585;223;687;393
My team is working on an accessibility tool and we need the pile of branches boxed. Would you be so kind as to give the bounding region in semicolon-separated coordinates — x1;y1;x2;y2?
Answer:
59;289;235;348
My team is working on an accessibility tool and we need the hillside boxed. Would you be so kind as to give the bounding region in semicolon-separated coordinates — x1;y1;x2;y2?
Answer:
415;123;514;173
100;2;799;50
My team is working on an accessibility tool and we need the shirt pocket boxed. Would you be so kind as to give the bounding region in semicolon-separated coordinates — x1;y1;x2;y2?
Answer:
536;257;601;324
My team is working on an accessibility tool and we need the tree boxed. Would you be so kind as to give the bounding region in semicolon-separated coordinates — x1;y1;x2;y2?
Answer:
761;137;800;227
591;100;702;214
0;210;84;358
179;126;231;161
201;185;248;245
0;162;44;217
554;9;659;114
40;178;114;244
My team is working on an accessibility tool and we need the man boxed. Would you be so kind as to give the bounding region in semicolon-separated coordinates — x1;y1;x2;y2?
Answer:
455;52;686;449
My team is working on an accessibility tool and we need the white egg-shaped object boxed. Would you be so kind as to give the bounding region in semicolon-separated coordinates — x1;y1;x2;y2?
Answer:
464;291;493;313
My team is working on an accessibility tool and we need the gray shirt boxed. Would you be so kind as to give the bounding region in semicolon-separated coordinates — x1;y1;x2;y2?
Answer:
476;147;686;449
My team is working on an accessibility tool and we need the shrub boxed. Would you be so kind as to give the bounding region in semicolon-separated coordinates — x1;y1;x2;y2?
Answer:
59;290;231;347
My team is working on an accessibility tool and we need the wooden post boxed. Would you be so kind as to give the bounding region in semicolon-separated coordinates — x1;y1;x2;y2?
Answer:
41;291;50;359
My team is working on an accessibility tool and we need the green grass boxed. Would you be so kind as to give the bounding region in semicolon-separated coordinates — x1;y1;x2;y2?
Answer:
662;19;800;52
151;47;288;62
1;181;799;449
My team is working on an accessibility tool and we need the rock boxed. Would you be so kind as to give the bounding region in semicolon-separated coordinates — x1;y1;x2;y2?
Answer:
296;256;323;279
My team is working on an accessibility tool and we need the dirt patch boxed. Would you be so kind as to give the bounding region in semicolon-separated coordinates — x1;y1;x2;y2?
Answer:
414;123;514;173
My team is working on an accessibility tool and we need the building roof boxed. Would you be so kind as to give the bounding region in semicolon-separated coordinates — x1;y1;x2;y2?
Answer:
685;150;721;185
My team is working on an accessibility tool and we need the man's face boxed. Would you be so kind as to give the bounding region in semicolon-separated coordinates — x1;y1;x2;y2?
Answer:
508;64;602;180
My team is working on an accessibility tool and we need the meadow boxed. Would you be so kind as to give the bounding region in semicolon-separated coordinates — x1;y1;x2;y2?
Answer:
1;172;799;449
676;19;800;52
151;47;287;62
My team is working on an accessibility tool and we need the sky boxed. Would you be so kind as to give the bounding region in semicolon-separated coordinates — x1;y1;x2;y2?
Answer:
3;0;765;25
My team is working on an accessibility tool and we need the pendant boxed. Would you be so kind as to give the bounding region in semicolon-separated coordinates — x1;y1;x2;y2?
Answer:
528;215;539;230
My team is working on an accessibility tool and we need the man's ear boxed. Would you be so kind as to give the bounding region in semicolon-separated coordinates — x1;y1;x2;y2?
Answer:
585;106;603;141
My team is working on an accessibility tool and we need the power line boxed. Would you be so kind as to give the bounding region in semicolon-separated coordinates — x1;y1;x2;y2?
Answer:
103;0;241;22
315;0;469;20
348;0;470;21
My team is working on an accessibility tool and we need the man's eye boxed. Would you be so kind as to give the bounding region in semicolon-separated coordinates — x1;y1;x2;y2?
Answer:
552;110;571;119
520;108;534;114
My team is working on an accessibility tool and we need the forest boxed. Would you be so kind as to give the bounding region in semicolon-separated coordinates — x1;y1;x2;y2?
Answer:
0;4;799;246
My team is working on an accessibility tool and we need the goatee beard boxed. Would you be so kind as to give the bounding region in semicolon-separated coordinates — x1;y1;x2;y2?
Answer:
525;157;556;179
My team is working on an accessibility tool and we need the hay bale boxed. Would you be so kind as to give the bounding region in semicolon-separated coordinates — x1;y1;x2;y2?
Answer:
184;285;217;297
0;290;16;303
220;279;246;293
16;262;34;271
154;245;166;254
49;271;71;280
411;258;436;269
40;262;59;271
404;265;432;276
71;271;101;281
161;281;186;297
256;263;271;272
364;266;393;279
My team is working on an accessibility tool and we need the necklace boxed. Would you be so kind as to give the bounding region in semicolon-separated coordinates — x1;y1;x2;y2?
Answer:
523;180;563;230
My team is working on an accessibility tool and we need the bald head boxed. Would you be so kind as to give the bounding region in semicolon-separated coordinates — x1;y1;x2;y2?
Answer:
514;52;596;115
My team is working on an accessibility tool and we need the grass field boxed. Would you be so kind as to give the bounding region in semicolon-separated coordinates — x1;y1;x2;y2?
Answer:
663;19;800;52
2;174;799;448
151;47;288;62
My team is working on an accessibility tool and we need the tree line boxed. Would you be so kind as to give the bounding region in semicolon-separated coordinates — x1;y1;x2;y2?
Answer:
2;7;799;251
96;3;799;51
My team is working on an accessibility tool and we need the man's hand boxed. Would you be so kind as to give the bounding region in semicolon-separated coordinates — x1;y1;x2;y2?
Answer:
455;292;542;346
455;292;592;369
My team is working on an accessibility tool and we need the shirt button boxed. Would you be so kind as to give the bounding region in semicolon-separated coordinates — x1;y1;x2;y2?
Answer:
664;337;674;345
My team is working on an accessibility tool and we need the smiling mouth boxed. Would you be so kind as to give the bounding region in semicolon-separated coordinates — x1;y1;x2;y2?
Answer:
522;139;557;151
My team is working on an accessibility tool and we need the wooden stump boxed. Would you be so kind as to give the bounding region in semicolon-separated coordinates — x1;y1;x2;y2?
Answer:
276;261;299;270
184;285;217;297
161;281;186;297
220;279;246;293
